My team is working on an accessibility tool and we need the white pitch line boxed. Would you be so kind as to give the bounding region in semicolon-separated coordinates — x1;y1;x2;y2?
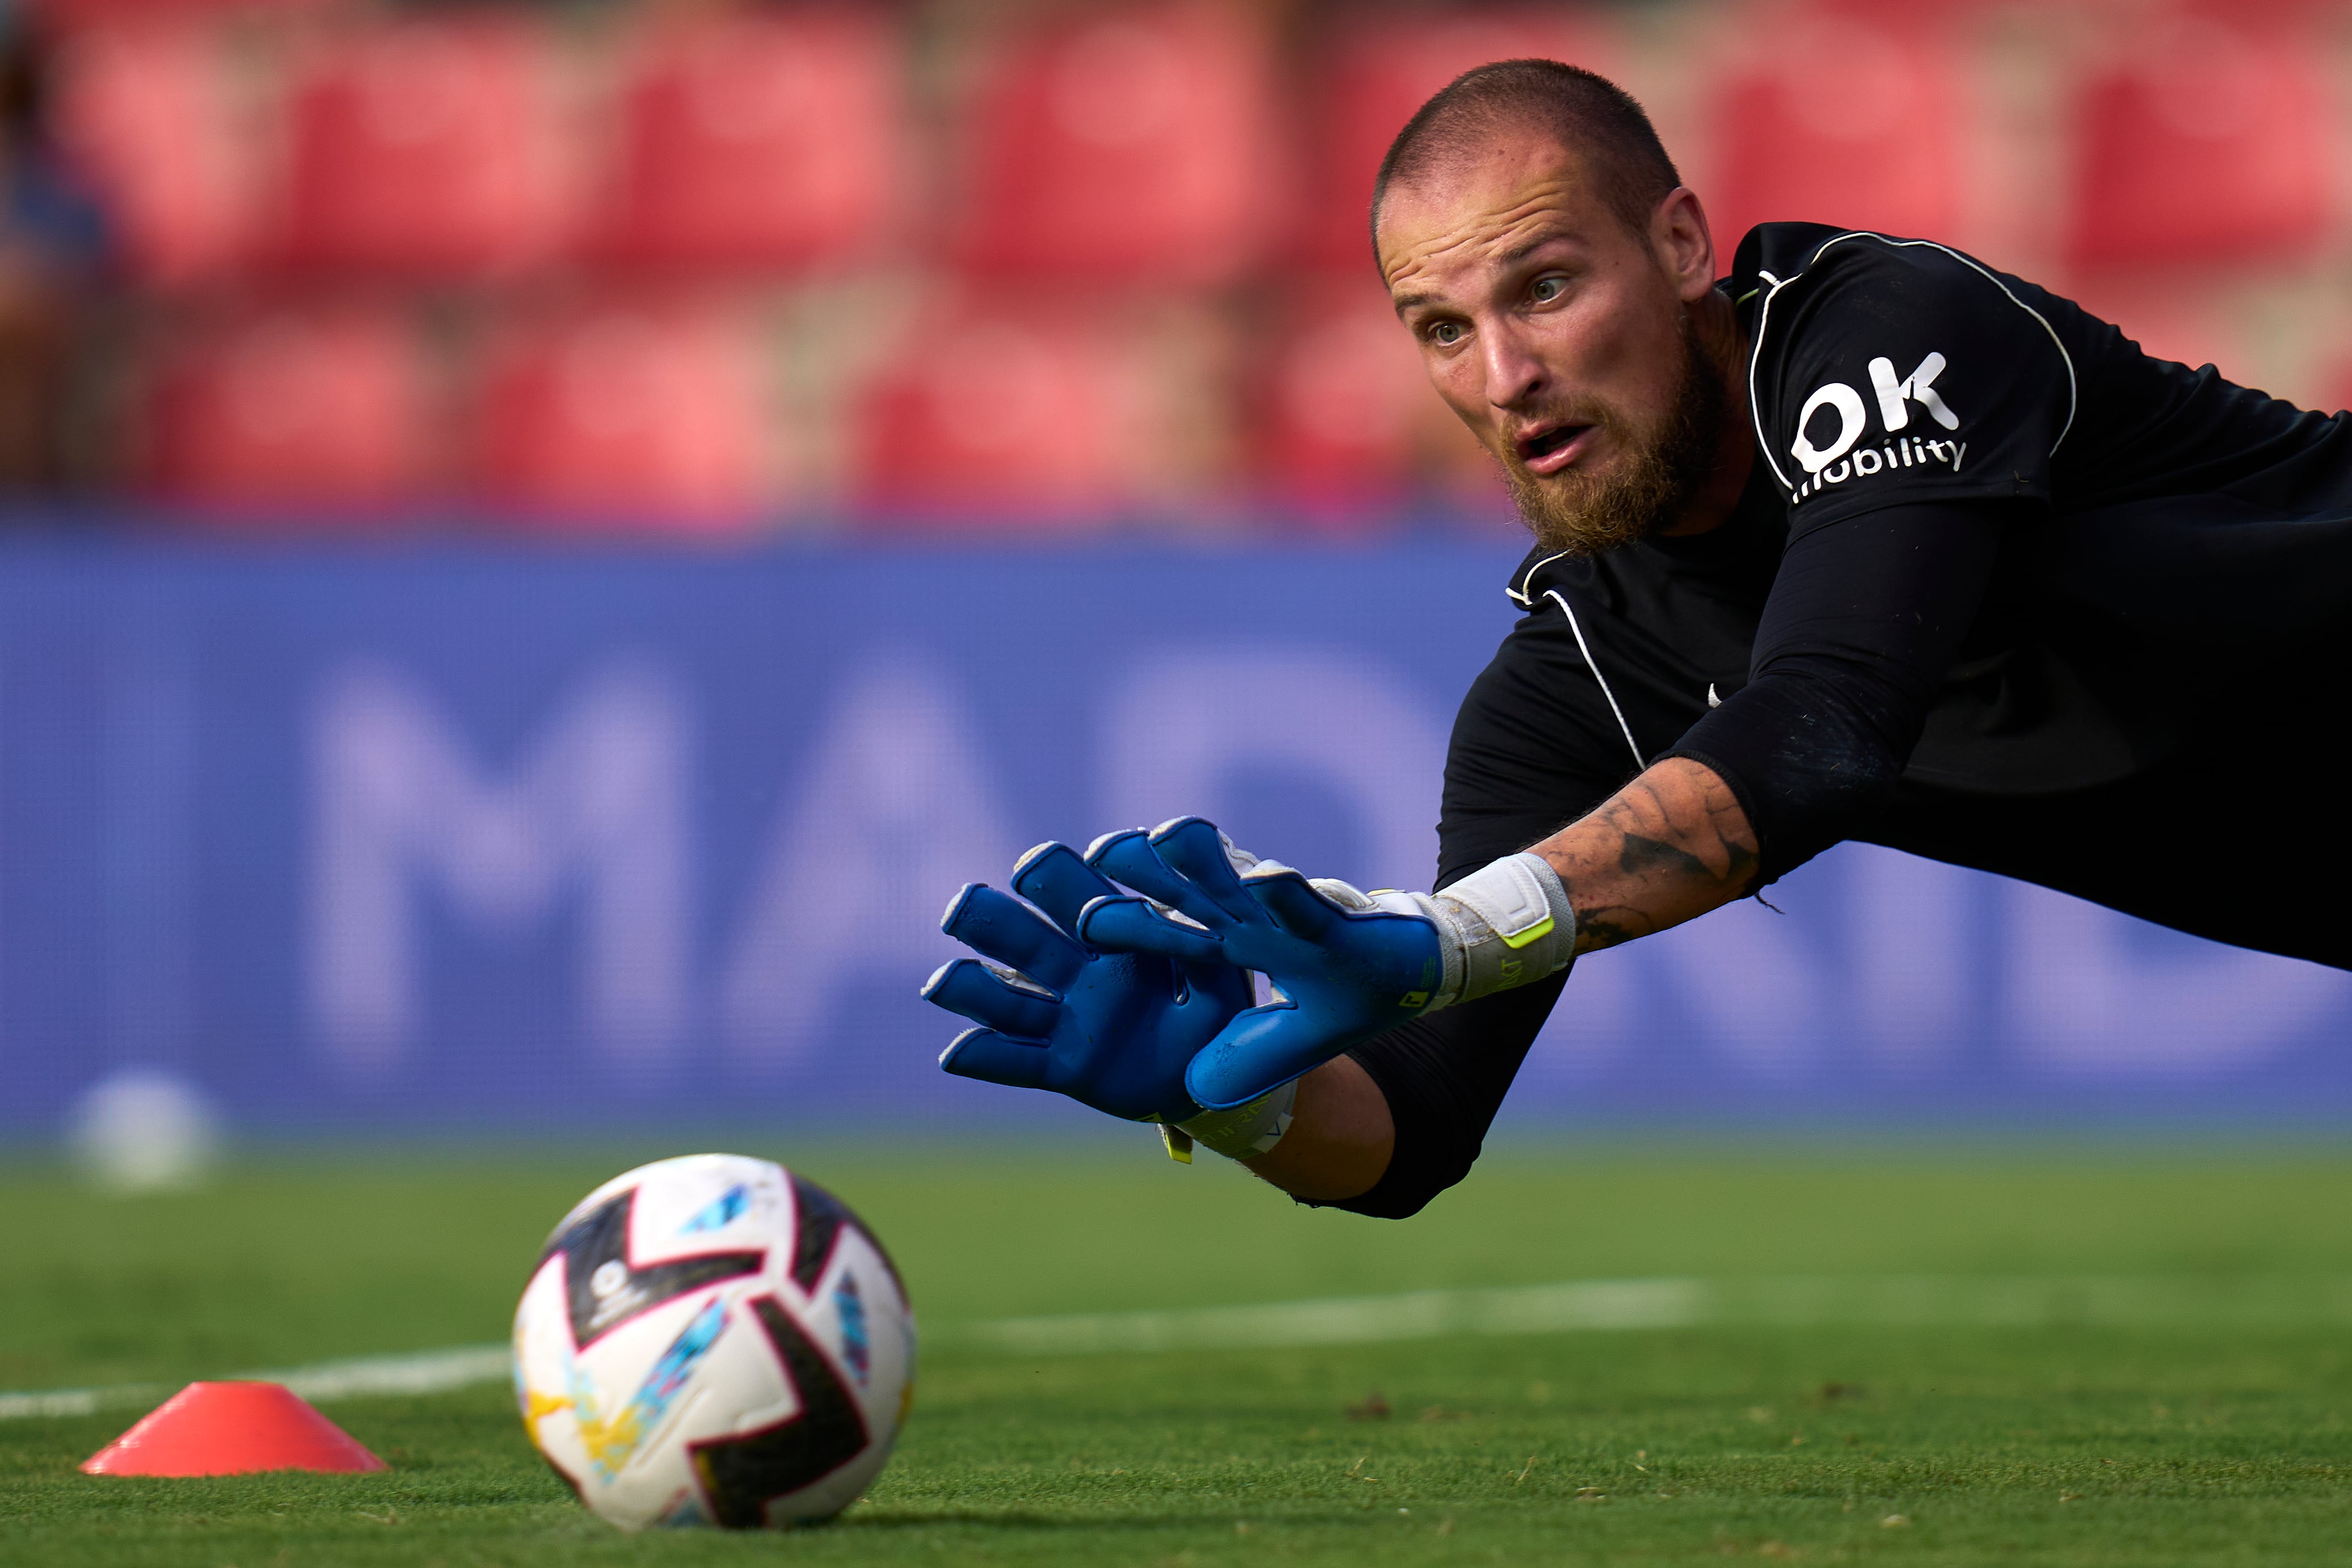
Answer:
929;1272;2352;1356
0;1386;150;1421
0;1344;512;1423
12;1274;2352;1419
258;1344;515;1403
936;1277;1706;1356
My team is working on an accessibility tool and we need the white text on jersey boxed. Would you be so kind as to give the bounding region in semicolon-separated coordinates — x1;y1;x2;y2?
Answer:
1791;435;1967;501
1789;350;1966;504
1869;352;1959;432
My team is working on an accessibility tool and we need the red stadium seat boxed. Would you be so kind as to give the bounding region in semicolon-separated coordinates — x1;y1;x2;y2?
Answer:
1294;10;1616;270
1255;287;1440;504
2066;17;2332;268
1704;12;1963;250
23;0;322;33
273;19;577;277
140;306;436;505
1767;0;2003;16
472;305;773;526
47;22;259;285
852;307;1164;512
947;6;1279;284
594;12;901;272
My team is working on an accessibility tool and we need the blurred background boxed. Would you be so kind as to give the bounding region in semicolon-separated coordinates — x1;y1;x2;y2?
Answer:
6;0;2352;519
6;0;2352;1169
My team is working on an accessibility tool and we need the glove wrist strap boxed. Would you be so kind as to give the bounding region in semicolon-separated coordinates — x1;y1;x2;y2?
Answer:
1169;1078;1298;1162
1426;852;1576;1011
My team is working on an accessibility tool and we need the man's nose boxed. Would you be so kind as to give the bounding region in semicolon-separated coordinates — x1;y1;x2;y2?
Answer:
1481;322;1546;409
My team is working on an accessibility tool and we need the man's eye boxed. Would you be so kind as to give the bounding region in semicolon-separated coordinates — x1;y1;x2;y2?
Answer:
1428;322;1464;346
1529;277;1565;304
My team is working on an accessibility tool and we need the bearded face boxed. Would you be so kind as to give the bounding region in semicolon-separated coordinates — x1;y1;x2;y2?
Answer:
1376;134;1739;558
1499;311;1729;557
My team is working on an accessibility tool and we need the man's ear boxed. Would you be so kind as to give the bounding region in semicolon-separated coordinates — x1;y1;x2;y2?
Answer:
1651;187;1718;301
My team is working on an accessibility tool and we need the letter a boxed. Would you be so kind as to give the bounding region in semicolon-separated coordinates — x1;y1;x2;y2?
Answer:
719;661;1018;1073
1868;352;1960;432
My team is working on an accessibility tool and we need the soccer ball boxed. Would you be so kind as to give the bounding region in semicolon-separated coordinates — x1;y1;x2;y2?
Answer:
512;1153;914;1530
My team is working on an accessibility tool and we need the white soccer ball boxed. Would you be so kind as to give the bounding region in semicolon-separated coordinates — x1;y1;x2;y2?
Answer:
512;1153;914;1530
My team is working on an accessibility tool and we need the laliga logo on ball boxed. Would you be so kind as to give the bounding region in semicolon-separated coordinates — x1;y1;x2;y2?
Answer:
512;1154;916;1530
1789;352;1966;498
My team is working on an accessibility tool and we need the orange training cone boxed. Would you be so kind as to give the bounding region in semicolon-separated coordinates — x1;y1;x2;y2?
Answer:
82;1381;386;1477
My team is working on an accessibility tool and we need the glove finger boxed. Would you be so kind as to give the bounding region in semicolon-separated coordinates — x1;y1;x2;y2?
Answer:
1083;828;1220;921
1076;893;1228;964
940;883;1088;992
938;1027;1052;1090
1183;1006;1330;1112
921;957;1063;1038
1149;817;1264;924
1242;867;1339;941
1010;841;1120;935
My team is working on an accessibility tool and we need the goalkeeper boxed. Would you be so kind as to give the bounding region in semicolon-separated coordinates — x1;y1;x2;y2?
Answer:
926;60;2352;1217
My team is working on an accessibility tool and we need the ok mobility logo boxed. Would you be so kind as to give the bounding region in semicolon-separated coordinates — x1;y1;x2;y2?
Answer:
1788;352;1964;501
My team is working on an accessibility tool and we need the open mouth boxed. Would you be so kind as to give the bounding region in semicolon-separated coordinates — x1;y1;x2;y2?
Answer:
1516;423;1594;475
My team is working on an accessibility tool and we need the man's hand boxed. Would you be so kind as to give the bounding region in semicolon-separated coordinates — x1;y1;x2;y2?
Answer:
1076;816;1572;1111
922;840;1251;1124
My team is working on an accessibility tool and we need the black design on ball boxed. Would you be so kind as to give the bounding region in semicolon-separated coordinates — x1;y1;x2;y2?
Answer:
788;1172;905;1297
541;1188;765;1350
688;1295;871;1527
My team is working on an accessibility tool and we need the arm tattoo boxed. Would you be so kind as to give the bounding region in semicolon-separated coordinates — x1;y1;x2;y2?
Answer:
1574;909;1650;952
1535;758;1763;956
1616;833;1714;880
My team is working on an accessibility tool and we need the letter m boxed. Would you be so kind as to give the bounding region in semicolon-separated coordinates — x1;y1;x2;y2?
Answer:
308;661;690;1076
1868;352;1959;432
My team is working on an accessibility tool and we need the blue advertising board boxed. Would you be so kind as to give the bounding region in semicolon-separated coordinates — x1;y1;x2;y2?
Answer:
2;533;2347;1137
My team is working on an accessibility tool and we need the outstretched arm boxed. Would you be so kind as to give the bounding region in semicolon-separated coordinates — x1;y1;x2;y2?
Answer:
1531;754;1760;952
1533;502;2018;950
1236;757;1753;1209
1240;504;2018;1207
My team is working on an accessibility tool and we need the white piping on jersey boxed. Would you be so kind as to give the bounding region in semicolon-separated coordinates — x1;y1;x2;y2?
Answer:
1507;548;1574;606
1746;231;2078;497
1545;588;1645;773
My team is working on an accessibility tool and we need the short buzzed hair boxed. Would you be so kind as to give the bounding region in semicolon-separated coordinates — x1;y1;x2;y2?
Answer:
1372;60;1681;251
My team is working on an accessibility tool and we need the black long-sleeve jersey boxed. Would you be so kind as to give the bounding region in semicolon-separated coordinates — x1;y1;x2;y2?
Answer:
1335;222;2352;1220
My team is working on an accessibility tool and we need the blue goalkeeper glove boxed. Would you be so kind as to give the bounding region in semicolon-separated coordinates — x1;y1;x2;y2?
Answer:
1076;816;1578;1112
922;840;1251;1127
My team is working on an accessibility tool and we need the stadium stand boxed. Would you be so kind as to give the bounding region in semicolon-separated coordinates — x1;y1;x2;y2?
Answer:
10;0;2350;522
46;20;255;285
945;5;1279;284
592;11;901;273
1291;9;1615;271
852;303;1190;513
1255;283;1442;506
22;0;322;33
137;302;436;505
471;302;774;524
1702;8;1965;252
2064;14;2334;268
272;18;578;277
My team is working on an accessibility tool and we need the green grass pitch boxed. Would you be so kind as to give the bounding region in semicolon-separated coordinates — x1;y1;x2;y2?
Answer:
7;1144;2352;1565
